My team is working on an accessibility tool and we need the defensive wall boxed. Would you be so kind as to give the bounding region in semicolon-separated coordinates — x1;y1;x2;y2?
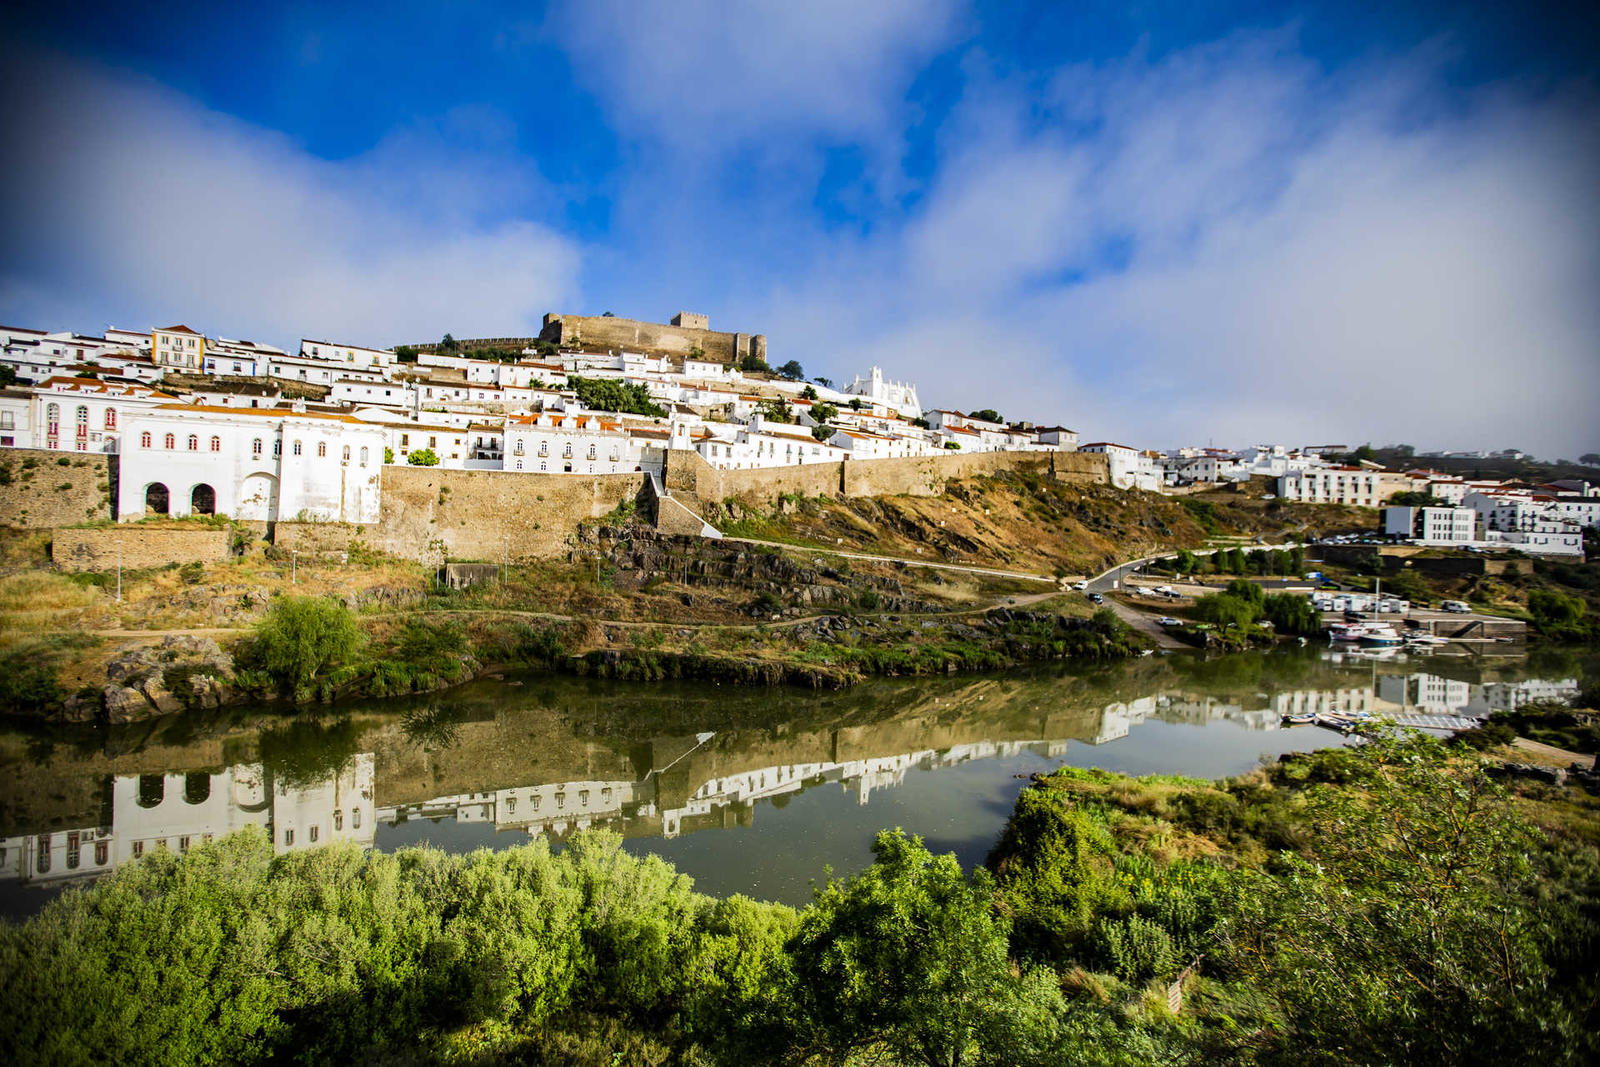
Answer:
661;447;1108;514
363;465;646;562
539;313;766;366
51;526;231;572
0;448;114;529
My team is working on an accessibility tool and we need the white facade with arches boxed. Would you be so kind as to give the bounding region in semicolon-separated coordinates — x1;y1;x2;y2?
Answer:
29;377;179;454
119;404;386;522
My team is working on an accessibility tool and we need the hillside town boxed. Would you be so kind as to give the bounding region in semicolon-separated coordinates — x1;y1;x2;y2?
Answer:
1;312;1593;557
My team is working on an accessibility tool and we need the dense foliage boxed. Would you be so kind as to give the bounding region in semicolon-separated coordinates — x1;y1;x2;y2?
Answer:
4;733;1590;1065
1189;579;1322;638
567;376;667;418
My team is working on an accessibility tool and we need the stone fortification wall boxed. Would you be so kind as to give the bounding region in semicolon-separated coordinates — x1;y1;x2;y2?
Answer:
272;522;355;558
366;465;645;561
662;447;1108;513
52;526;231;572
0;449;114;528
540;313;766;365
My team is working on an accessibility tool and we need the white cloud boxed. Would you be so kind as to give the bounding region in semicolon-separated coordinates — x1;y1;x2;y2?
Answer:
545;0;963;147
0;52;582;349
768;34;1600;459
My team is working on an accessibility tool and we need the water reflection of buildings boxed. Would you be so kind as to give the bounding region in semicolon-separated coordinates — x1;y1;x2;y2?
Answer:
1;670;1581;893
0;756;374;891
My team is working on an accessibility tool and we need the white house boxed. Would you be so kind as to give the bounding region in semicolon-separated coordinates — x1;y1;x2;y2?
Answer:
366;417;474;468
697;416;845;469
152;325;205;371
1277;466;1385;507
203;338;284;377
120;404;385;522
503;411;652;474
1081;442;1159;491
300;338;397;374
1384;506;1477;545
267;353;386;386
32;377;181;453
0;387;32;448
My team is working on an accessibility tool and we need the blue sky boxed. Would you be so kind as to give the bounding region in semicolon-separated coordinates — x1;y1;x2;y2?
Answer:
2;1;1596;457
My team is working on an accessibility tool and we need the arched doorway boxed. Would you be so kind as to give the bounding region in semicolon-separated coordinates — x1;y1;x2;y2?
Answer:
137;774;165;808
144;483;169;515
184;773;211;805
190;483;216;515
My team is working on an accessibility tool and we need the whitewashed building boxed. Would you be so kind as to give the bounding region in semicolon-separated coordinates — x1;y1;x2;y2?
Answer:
504;411;652;474
300;338;397;374
120;404;385;522
843;366;922;419
1277;466;1385;507
31;377;180;453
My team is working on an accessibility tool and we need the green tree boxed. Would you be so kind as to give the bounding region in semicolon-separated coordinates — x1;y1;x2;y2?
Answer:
970;409;1002;424
1581;452;1600;467
1219;731;1568;1065
406;447;440;466
383;446;394;464
786;830;1067;1067
568;376;667;417
439;333;459;353
813;376;832;388
757;398;793;423
251;595;364;694
778;359;805;380
800;385;818;400
739;353;769;374
1527;588;1591;640
1263;592;1321;635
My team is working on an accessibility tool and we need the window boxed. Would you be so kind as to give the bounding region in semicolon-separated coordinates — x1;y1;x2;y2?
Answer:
317;441;326;457
351;808;361;829
539;442;548;457
283;829;294;847
104;408;116;429
179;836;190;853
309;826;319;844
164;433;175;449
232;362;242;373
210;436;221;452
140;432;151;448
132;840;144;858
359;446;368;465
428;436;437;449
273;439;282;456
514;440;524;455
540;461;547;471
563;443;573;458
342;445;350;461
334;810;343;831
587;444;597;460
185;434;197;451
46;403;60;434
292;440;302;456
252;438;262;457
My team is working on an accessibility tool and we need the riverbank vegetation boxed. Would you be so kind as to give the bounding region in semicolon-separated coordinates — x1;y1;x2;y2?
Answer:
2;730;1593;1065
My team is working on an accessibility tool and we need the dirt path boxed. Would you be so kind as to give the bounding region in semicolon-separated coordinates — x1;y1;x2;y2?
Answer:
722;537;1059;584
1512;737;1594;766
1100;597;1190;650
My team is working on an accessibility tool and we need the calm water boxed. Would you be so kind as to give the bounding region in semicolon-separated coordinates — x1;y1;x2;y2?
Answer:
2;645;1591;918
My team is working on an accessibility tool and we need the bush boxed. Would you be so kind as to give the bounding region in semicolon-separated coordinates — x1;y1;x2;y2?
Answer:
406;447;440;467
248;596;365;696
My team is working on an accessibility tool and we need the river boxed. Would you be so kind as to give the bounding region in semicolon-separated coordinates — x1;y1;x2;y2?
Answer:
2;644;1591;919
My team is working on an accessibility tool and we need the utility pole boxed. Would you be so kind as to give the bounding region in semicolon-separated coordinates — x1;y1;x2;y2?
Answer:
116;539;122;602
291;549;297;585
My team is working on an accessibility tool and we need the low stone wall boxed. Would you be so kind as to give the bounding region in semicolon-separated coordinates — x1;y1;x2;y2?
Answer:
0;449;114;529
52;526;231;572
272;522;355;558
366;465;646;561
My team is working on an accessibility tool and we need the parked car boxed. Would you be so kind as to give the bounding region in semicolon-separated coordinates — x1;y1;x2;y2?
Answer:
1073;580;1089;590
1157;617;1180;627
1443;600;1472;614
1343;610;1367;621
1089;593;1105;605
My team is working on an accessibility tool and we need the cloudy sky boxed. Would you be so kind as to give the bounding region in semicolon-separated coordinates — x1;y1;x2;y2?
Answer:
2;1;1596;458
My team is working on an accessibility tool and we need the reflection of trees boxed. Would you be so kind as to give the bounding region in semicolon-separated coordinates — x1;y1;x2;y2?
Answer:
257;716;366;791
399;703;464;751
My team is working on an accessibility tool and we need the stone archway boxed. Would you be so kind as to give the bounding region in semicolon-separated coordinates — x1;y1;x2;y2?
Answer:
190;483;216;515
144;483;169;515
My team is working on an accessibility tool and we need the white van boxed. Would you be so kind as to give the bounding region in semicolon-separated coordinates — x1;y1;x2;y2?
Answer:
1442;600;1471;614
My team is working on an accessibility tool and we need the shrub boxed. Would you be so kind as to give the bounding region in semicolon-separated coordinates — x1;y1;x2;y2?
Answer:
249;595;364;696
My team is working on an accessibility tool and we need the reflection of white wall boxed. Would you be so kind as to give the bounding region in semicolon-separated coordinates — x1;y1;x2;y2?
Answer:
3;756;377;893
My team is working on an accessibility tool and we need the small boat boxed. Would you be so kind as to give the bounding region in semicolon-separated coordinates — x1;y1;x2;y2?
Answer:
1327;623;1367;642
1405;633;1448;646
1315;713;1356;732
1359;625;1403;647
1281;712;1316;725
